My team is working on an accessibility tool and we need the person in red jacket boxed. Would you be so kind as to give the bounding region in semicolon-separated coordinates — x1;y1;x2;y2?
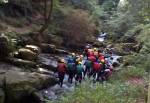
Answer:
57;59;67;87
87;49;94;57
91;61;102;80
98;54;105;61
88;56;96;63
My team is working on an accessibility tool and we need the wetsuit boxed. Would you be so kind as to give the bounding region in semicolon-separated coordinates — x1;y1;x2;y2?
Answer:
57;63;67;87
67;62;76;83
76;64;84;83
84;59;92;77
92;62;102;80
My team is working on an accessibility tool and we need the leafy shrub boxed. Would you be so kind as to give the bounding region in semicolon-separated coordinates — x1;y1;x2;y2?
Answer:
137;24;150;53
60;9;96;46
47;80;146;103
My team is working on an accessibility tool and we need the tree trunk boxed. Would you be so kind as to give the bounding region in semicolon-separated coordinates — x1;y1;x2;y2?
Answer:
35;0;53;46
39;0;53;34
44;0;47;24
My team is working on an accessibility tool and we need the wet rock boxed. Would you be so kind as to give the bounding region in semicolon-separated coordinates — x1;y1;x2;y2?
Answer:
38;54;57;72
92;41;104;48
25;45;41;54
0;88;5;103
18;48;38;61
112;62;120;67
106;44;114;48
6;58;37;67
37;67;54;76
132;43;143;52
40;43;56;53
113;43;136;55
119;43;142;53
0;34;10;60
0;63;57;103
55;49;69;55
4;71;57;103
113;46;130;56
109;55;122;67
122;43;136;52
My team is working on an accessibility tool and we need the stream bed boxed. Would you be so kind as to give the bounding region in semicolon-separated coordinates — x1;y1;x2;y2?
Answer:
37;53;122;102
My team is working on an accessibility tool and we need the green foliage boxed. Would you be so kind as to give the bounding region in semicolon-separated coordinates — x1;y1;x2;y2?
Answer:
142;60;150;73
123;53;150;75
47;0;97;46
105;0;150;41
5;32;18;51
127;0;150;23
137;24;150;53
60;9;96;46
70;0;104;26
107;12;136;40
47;80;146;103
110;67;146;82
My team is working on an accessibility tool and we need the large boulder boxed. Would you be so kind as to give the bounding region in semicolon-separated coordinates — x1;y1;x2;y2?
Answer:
5;71;57;103
25;45;41;54
112;43;141;56
113;44;130;56
0;34;10;60
38;54;57;71
6;58;37;67
0;63;57;103
18;48;38;61
122;43;142;53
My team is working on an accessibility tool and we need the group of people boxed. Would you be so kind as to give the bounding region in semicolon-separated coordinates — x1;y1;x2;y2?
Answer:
57;44;114;87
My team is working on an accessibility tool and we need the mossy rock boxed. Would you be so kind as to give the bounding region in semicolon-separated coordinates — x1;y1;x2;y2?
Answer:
0;88;4;103
25;45;41;54
1;69;57;103
18;48;38;61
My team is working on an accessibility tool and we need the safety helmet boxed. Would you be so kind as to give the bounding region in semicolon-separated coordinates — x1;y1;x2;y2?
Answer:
71;53;75;56
60;59;65;63
78;62;82;64
101;59;105;63
80;55;83;58
93;48;97;51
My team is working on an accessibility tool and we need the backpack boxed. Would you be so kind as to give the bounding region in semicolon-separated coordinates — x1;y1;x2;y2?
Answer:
76;65;83;74
67;63;75;71
85;60;92;68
